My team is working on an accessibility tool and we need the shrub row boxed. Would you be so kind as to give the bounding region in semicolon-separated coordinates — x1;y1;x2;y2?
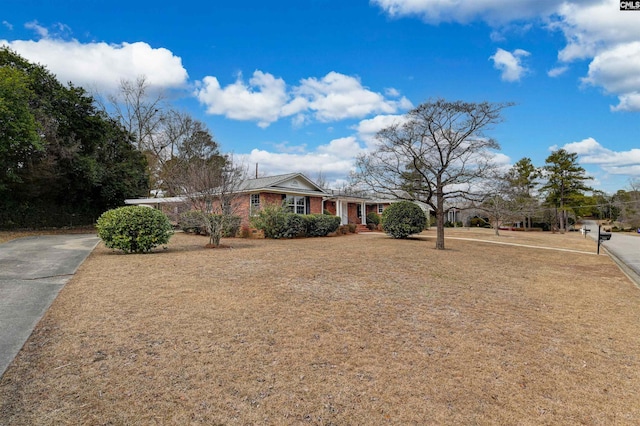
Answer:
251;205;340;239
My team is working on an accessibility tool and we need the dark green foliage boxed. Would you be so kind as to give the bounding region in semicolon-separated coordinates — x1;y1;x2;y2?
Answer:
96;206;173;253
251;204;339;238
0;47;149;229
366;212;380;230
281;214;306;238
541;149;592;231
250;204;289;239
0;66;43;190
304;214;341;237
249;204;300;239
381;201;427;239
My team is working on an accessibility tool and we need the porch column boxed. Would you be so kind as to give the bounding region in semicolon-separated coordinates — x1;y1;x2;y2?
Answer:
361;201;366;225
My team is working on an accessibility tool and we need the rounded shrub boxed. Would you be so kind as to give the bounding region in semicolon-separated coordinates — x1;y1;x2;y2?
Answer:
381;201;427;239
97;205;174;253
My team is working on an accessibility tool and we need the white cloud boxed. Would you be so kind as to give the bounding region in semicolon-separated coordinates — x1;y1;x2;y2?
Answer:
489;48;530;82
24;20;49;38
2;21;13;30
239;136;365;187
195;71;295;128
0;38;188;93
560;137;640;177
352;114;408;148
371;0;564;24
374;1;640;112
581;41;640;111
547;66;568;77
553;0;640;63
196;70;412;127
295;72;412;121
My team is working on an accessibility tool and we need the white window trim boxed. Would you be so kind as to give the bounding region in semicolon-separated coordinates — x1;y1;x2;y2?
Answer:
250;194;260;216
286;195;306;215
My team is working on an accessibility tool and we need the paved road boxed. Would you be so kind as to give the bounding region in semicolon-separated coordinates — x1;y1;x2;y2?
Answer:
0;234;99;378
582;220;640;285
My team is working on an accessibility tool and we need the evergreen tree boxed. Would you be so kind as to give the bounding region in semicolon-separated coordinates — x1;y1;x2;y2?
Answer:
541;149;592;232
0;47;148;228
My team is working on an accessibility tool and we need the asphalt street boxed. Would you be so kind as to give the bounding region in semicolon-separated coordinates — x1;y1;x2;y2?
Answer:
582;220;640;286
0;234;99;378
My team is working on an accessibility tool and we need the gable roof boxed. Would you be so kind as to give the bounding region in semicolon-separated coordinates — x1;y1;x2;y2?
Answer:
239;173;328;195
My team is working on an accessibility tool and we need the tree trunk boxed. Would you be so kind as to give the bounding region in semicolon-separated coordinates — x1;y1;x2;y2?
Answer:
435;188;445;250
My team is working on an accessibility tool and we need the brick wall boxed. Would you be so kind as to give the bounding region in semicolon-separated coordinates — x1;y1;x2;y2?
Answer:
309;196;323;214
324;201;336;215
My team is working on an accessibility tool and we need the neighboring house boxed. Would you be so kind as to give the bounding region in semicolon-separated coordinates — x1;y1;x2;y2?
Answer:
124;172;429;229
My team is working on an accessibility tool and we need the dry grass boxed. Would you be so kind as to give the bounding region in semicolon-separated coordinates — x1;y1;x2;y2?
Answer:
1;228;640;425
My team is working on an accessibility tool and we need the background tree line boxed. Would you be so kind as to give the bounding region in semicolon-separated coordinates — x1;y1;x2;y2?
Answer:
353;98;639;249
0;48;234;229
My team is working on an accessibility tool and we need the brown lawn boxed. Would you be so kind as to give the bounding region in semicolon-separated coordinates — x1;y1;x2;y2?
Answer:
1;228;639;425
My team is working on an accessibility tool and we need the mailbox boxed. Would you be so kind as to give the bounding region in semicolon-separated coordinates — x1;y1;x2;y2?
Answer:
599;232;612;241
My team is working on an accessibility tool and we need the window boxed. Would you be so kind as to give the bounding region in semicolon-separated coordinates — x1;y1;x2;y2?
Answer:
250;194;260;215
286;195;306;214
378;204;384;214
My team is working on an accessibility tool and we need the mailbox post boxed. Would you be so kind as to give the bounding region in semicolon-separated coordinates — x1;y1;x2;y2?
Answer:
597;225;612;255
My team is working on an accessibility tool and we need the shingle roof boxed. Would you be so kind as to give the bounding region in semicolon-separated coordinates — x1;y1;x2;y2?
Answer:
239;173;327;194
238;173;301;191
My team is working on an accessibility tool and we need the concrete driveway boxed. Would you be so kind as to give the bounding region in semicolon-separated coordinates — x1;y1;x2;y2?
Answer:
0;234;99;378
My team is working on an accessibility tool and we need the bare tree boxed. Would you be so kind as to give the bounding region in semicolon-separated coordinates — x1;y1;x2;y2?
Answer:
103;76;218;195
477;172;518;236
107;76;166;152
171;144;247;247
353;98;512;249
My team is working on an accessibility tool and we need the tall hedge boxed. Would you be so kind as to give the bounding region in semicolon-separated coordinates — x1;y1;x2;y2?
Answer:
96;206;173;253
381;201;426;239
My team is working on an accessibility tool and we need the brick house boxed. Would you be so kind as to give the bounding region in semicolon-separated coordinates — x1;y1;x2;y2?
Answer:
125;172;425;230
125;173;327;228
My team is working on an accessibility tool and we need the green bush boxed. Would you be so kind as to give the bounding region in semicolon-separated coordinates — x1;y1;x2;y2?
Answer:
251;205;339;239
251;204;304;239
251;204;286;238
381;201;426;239
96;206;173;253
366;212;380;230
222;215;241;237
179;210;206;234
304;214;341;237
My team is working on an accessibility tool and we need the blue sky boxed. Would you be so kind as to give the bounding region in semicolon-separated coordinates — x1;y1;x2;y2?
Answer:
2;0;639;192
